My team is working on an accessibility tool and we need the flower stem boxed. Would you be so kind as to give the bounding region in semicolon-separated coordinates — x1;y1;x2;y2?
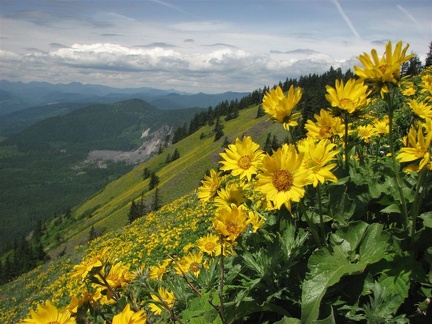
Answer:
299;201;322;248
385;88;408;228
343;112;350;173
317;185;326;244
217;235;227;324
410;168;428;247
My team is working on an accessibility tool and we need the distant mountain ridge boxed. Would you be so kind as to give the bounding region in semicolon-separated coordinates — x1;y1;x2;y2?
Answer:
0;80;249;135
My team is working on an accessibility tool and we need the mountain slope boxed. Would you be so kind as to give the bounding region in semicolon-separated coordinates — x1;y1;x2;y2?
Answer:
46;103;287;256
0;99;204;249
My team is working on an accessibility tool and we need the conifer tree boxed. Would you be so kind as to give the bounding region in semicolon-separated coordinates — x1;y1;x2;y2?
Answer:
214;116;224;142
149;172;160;191
152;188;162;211
425;41;432;67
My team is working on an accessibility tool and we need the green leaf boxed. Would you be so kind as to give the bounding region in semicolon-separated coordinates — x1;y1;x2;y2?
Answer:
380;204;400;214
301;222;389;323
274;317;302;324
419;212;432;228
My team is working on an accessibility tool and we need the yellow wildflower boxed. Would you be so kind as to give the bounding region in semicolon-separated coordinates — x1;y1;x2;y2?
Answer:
354;40;414;97
112;304;146;324
212;204;249;241
408;99;432;119
325;78;370;114
175;251;205;276
20;300;76;324
304;109;345;140
298;138;339;187
197;233;221;256
214;182;248;208
219;136;264;181
262;85;303;130
197;169;223;202
149;288;175;315
255;144;312;211
397;124;432;171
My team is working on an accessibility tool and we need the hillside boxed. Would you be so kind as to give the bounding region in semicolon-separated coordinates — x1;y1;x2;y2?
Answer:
0;99;204;250
0;99;289;322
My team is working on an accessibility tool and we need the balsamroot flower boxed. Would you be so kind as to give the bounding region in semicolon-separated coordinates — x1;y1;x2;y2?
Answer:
213;204;249;241
175;251;205;277
219;136;264;181
72;248;108;280
20;300;76;324
112;304;147;324
262;85;302;130
298;138;339;187
304;108;345;140
214;181;248;208
149;288;175;315
255;144;312;211
197;169;224;202
354;40;414;97
197;233;221;256
149;259;171;280
408;99;432;119
396;123;432;171
373;116;389;136
325;78;370;114
420;72;432;96
357;124;376;144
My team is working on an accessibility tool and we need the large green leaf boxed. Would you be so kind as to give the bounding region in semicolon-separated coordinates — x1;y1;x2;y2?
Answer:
301;222;389;323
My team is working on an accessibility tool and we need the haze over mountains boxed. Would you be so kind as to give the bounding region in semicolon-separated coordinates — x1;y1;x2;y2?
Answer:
0;80;249;135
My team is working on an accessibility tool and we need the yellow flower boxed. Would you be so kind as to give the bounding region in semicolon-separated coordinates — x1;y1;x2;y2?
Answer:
214;182;248;208
408;99;432;119
396;124;432;171
357;124;376;144
354;40;414;97
175;251;205;276
212;204;249;241
94;262;135;296
149;288;175;315
197;233;221;256
197;169;223;202
262;85;302;130
402;86;416;97
112;304;146;324
20;300;76;324
304;109;345;140
247;210;265;233
373;116;389;136
72;248;108;279
255;144;312;211
298;138;339;187
325;78;370;114
219;136;264;181
420;72;432;96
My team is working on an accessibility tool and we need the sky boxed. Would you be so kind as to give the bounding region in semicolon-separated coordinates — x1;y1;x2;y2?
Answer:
0;0;431;94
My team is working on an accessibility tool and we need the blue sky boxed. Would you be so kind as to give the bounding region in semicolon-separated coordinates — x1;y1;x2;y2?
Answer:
0;0;431;93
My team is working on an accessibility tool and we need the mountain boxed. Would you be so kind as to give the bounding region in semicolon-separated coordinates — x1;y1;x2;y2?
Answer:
0;99;204;249
0;80;249;135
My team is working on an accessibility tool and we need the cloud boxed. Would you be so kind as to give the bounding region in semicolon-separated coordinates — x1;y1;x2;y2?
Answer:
271;49;319;55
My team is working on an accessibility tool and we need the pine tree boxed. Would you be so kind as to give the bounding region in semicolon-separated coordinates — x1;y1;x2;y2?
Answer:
425;41;432;67
149;172;160;191
256;105;265;118
152;188;162;211
171;148;180;161
214;116;224;142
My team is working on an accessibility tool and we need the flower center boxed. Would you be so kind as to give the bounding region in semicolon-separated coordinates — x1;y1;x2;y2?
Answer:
226;222;239;235
272;170;293;192
48;322;60;324
305;159;321;173
319;125;332;137
379;64;388;74
237;155;252;170
339;98;353;109
205;242;216;251
189;262;200;273
157;267;166;275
